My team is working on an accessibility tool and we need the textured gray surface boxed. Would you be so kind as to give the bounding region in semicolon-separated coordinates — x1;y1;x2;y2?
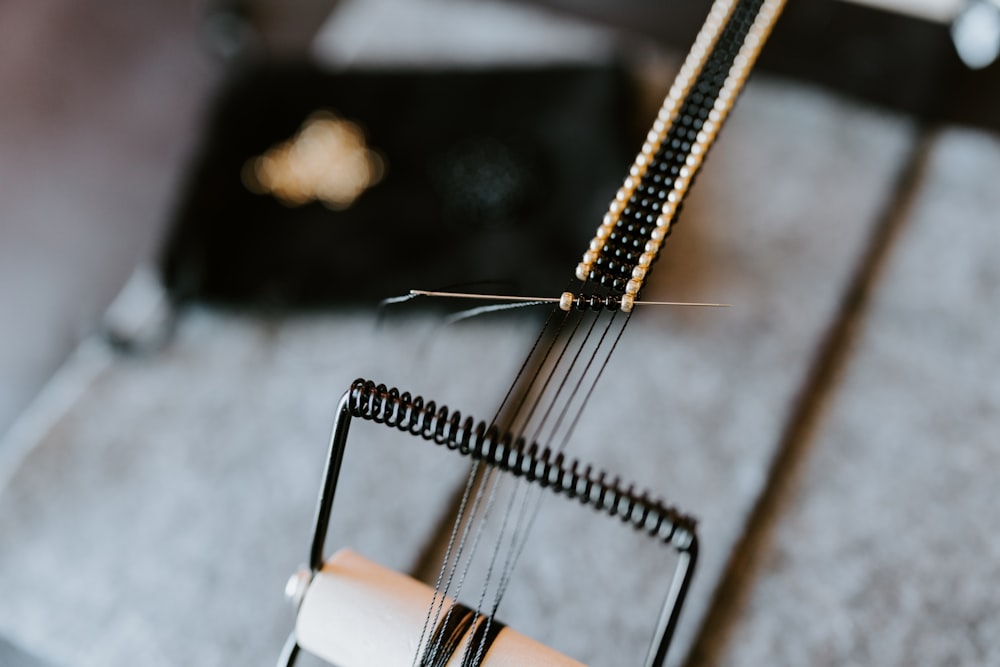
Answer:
0;309;537;667
713;128;1000;666
0;73;918;667
0;637;52;667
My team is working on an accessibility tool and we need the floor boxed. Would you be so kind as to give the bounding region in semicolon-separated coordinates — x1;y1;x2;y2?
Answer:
0;0;217;439
1;1;998;666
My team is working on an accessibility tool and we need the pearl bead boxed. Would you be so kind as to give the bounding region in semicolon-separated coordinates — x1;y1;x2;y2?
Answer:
583;0;782;307
559;292;574;311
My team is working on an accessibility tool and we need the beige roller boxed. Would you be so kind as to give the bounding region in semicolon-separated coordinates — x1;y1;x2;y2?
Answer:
296;549;586;667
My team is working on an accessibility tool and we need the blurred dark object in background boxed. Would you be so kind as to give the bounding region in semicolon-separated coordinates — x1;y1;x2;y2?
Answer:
159;0;1000;313
530;0;1000;129
159;62;633;308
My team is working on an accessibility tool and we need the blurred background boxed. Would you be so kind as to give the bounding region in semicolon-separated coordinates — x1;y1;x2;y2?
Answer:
1;0;999;665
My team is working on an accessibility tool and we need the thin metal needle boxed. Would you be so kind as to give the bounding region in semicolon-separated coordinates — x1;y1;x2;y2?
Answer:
409;289;730;308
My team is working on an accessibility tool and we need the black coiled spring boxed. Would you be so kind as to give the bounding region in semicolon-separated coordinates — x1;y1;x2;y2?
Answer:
348;379;697;552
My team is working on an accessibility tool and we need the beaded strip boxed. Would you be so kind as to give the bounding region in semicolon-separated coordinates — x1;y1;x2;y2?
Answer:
563;0;786;313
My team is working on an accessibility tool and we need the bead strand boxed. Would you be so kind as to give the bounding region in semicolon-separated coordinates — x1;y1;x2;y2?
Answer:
616;0;786;308
575;0;738;284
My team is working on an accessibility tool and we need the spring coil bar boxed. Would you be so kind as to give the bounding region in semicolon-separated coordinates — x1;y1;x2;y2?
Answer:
347;379;697;551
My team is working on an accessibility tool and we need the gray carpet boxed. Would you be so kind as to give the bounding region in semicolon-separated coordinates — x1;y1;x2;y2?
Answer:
712;128;1000;667
0;638;51;667
0;71;928;667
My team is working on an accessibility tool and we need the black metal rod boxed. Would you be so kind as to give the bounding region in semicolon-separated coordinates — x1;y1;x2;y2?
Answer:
308;390;353;573
298;379;700;667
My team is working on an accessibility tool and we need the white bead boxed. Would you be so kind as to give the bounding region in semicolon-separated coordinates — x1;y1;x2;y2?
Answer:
651;226;666;241
632;266;647;280
620;294;635;313
589;238;603;251
583;250;597;264
575;264;589;281
638;252;655;267
596;225;612;240
645;239;661;253
559;292;574;311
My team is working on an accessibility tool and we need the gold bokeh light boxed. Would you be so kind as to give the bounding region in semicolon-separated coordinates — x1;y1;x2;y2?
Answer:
243;111;385;210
